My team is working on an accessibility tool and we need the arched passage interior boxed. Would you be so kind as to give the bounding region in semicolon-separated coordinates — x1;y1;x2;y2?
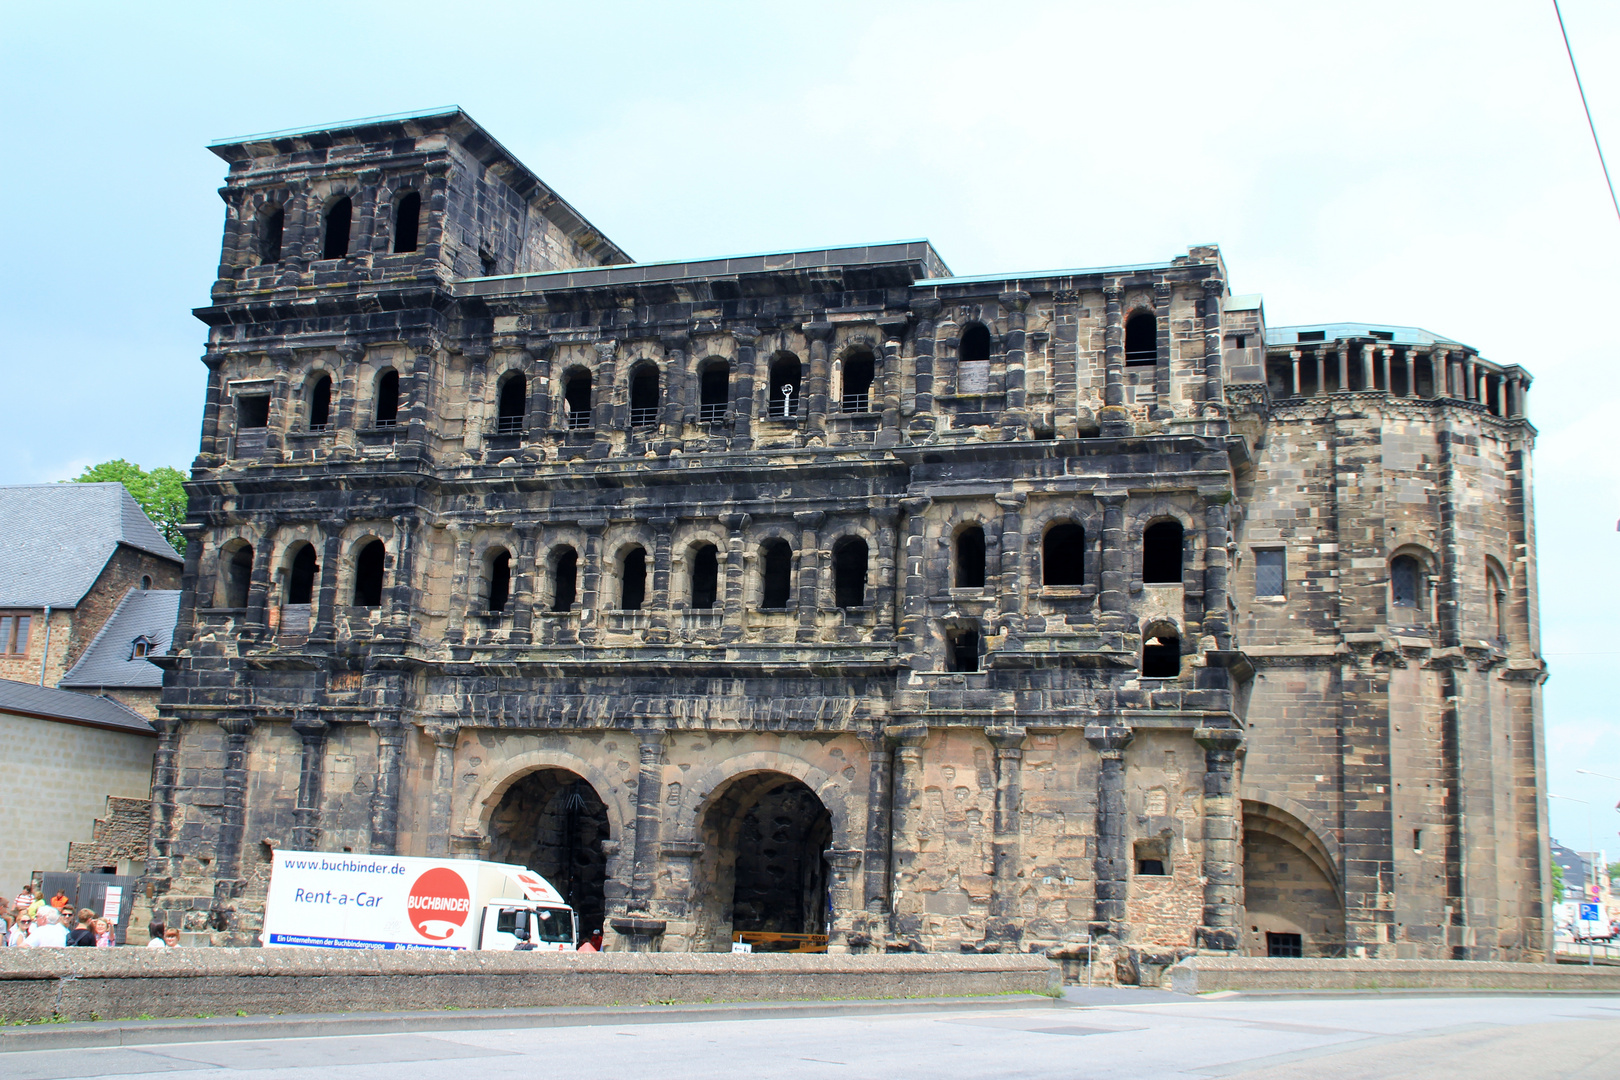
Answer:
692;772;833;952
486;769;611;937
1241;799;1345;958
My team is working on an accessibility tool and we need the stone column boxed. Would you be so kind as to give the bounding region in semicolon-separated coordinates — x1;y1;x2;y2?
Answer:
871;506;899;641
461;345;490;457
998;292;1030;433
897;496;932;663
424;724;459;857
983;725;1028;948
1202;498;1231;650
1195;727;1244;951
1379;347;1392;393
368;717;407;855
799;322;831;438
387;515;418;634
649;517;675;644
858;729;894;932
658;334;686;435
243;534;275;636
310;521;344;642
877;320;907;447
731;327;759;448
1315;350;1326;396
885;721;929;945
794;510;824;643
265;348;292;455
1202;278;1224;410
443;526;473;643
1100;284;1129;434
629;728;666;913
1359;341;1374;390
170;525;205;652
403;337;434;448
909;299;941;436
291;714;328;851
510;525;538;645
146;718;183;886
592;341;618;435
1404;350;1417;397
1097;492;1129;633
211;717;256;930
995;492;1027;637
577;515;607;644
1464;357;1477;402
824;847;864;952
197;353;229;463
1150;282;1173;418
721;512;749;642
524;338;554;432
1087;724;1133;941
333;343;363;453
1289;349;1301;397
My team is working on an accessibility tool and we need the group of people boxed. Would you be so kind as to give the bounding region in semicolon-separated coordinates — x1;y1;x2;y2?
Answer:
3;884;114;947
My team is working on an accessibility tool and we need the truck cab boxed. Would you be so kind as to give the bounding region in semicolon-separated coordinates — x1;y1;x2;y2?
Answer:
480;900;577;951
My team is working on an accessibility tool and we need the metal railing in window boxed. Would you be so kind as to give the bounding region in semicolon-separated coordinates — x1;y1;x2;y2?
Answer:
373;417;399;428
767;398;799;419
629;407;659;430
495;415;524;435
307;422;331;433
699;403;729;424
840;392;871;414
566;408;592;431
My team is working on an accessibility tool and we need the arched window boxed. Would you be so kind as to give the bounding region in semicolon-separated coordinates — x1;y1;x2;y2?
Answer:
393;192;421;254
496;372;526;434
564;370;592;430
323;196;352;260
1391;554;1423;609
690;543;719;608
353;540;386;607
700;361;730;424
286;543;318;605
1043;522;1085;587
260;207;284;264
960;324;991;363
374;369;400;427
220;542;253;608
956;525;986;589
760;538;792;609
629;365;659;429
620;547;647;611
841;350;875;413
551;547;578;611
308;374;332;431
486;548;511;613
140;575;152;590
833;536;868;609
1143;521;1184;584
769;355;802;418
1486;561;1508;640
1142;625;1180;678
1124;311;1157;365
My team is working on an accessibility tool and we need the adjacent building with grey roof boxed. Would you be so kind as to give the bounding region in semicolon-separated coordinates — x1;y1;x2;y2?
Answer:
60;589;180;718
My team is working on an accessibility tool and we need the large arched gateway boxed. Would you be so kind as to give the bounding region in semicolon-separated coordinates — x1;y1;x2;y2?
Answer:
486;768;611;937
1241;799;1345;958
690;772;833;952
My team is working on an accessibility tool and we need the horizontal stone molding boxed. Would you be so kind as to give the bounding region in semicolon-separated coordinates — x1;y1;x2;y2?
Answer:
1171;956;1620;995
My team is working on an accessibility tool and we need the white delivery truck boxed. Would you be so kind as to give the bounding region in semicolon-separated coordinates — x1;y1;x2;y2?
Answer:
262;849;577;951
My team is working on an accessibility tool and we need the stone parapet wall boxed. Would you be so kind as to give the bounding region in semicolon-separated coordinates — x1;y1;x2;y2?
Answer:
1171;956;1620;994
0;949;1058;1023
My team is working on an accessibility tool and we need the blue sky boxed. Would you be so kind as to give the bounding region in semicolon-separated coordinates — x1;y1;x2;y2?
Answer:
3;1;1617;851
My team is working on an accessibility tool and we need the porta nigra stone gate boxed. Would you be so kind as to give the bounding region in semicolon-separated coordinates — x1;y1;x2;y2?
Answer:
148;109;1550;977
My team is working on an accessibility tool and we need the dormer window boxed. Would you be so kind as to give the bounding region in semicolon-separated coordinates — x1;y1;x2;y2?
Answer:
131;635;156;660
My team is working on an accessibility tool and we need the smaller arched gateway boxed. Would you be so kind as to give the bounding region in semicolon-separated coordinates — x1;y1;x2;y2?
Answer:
1241;799;1345;958
485;768;613;938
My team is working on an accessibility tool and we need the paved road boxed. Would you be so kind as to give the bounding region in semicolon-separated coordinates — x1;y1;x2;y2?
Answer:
4;992;1619;1080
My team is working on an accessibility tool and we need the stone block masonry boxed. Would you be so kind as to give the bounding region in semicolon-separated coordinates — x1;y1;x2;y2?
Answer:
146;109;1547;980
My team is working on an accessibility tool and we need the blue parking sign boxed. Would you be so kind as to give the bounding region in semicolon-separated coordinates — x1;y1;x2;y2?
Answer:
1580;903;1600;922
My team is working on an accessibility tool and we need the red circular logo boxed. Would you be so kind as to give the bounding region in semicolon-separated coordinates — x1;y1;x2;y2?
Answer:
407;867;471;940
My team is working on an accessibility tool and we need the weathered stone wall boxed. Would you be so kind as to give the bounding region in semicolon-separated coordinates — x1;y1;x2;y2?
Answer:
66;796;152;875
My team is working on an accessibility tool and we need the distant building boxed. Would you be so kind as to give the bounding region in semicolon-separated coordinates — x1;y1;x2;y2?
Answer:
1551;840;1588;899
59;588;181;719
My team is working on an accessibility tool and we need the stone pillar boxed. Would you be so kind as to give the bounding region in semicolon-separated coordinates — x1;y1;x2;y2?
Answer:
994;492;1027;637
197;353;229;463
243;531;275;636
897;496;932;665
629;728;666;913
1087;725;1133;941
1100;284;1129;434
794;510;824;643
721;512;749;642
1202;499;1231;650
1315;350;1325;396
146;718;183;885
387;515;418;634
825;847;864;952
1380;346;1392;393
523;338;553;432
999;291;1030;433
878;315;908;447
871;506;899;641
442;526;473;643
333;343;363;452
983;725;1028;948
858;729;894;932
802;322;833;438
368;717;407;855
1289;349;1301;396
461;345;490;457
577;515;607;644
1464;357;1477;402
1097;492;1129;632
885;721;929;945
509;525;538;645
291;714;328;851
264;348;292;455
731;327;759;448
1404;350;1417;397
424;724;459;857
1202;278;1224;410
649;517;675;644
656;335;685;435
170;525;205;652
592;341;618;435
1195;727;1244;951
403;337;434;448
1150;281;1172;418
909;299;941;436
310;522;344;642
211;717;256;931
1359;341;1374;390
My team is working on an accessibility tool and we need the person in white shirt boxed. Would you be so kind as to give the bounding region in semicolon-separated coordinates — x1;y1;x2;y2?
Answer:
146;920;168;948
26;906;68;948
5;916;27;948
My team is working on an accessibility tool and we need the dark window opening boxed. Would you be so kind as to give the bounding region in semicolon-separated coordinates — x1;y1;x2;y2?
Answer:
630;366;659;429
1255;549;1285;598
1413;828;1423;852
1370;330;1393;341
563;372;592;430
308;375;332;430
223;544;253;608
1416;356;1436;398
393;192;420;253
497;373;526;434
479;248;497;276
1391;555;1422;608
1136;859;1165;876
690;544;719;609
1266;932;1303;958
551;548;578;611
261;208;284;264
1124;311;1157;364
956;525;986;588
833;537;868;609
621;548;646;611
1296;330;1326;343
768;355;803;418
700;363;730;424
761;539;792;609
375;370;400;426
1235;334;1247;349
1134;837;1169;875
140;575;152;590
1043;523;1085;587
353;540;386;607
946;627;980;673
287;544;317;605
1143;521;1184;584
1391;353;1411;396
1142;631;1180;677
322;197;351;260
1266;358;1292;398
237;395;269;429
487;550;511;613
841;351;875;413
960;323;991;363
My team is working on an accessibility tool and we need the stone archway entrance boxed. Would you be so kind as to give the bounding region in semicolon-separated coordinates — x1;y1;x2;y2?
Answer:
1241;799;1345;958
692;772;833;952
487;769;610;936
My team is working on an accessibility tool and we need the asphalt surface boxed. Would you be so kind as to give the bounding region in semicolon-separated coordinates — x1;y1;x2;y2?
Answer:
2;990;1619;1079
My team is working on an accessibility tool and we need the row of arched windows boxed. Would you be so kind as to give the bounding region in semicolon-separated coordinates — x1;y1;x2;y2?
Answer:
952;519;1186;589
256;191;422;266
215;538;389;610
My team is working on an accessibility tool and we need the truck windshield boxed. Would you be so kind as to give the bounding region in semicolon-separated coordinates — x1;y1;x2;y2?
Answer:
532;907;573;943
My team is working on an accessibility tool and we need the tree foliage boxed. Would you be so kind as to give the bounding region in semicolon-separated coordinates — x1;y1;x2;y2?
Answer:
69;460;188;551
1552;860;1566;903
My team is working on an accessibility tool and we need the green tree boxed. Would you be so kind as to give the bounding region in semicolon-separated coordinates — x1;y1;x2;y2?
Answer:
68;460;188;551
1552;860;1566;903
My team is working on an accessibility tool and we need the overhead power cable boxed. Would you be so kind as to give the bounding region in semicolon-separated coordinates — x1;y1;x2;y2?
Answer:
1553;0;1620;223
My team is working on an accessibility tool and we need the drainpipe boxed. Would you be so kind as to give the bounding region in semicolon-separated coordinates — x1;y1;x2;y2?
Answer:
37;605;51;686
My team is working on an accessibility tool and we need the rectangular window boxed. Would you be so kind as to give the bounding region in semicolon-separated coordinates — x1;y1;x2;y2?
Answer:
14;615;29;655
0;614;29;656
1266;931;1303;958
237;395;270;429
1255;549;1286;598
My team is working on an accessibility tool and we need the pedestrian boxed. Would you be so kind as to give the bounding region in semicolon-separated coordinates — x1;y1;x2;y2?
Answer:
27;906;67;948
576;928;604;952
49;889;70;915
0;914;10;946
146;920;168;948
5;913;26;947
67;908;98;946
13;884;34;911
163;927;181;948
93;918;114;948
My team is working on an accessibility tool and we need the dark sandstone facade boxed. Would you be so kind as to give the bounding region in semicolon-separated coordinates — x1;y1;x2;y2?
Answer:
148;109;1548;974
